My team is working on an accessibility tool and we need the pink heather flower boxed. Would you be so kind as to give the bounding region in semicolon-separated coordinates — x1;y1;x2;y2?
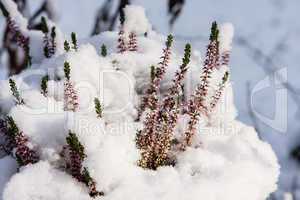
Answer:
64;81;79;112
128;32;138;52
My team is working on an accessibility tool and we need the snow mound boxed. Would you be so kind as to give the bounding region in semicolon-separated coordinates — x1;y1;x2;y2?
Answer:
0;3;279;200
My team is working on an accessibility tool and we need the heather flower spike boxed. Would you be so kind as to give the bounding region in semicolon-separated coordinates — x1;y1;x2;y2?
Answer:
210;21;219;42
71;32;78;51
152;43;191;162
181;22;220;150
128;32;138;52
138;34;174;116
136;39;188;171
9;79;24;105
6;116;19;137
117;27;127;53
94;98;102;118
3;116;39;166
150;65;155;83
63;131;102;197
210;71;229;110
6;17;31;66
41;17;56;58
41;75;49;96
63;62;79;112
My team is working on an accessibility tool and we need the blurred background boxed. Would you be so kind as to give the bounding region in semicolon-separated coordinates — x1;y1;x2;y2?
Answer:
1;0;300;199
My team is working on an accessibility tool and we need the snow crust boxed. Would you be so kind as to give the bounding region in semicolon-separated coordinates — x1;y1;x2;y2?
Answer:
0;4;279;200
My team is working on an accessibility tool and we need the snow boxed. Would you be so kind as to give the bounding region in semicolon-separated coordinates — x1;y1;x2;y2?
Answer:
123;5;151;35
0;157;17;198
1;0;28;31
0;2;280;200
219;23;234;53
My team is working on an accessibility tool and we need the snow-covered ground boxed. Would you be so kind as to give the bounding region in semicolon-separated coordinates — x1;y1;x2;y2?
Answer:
1;0;300;199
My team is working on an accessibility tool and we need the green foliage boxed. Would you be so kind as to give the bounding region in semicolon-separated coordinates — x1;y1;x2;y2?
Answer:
64;61;71;81
66;131;85;159
94;98;102;118
43;45;49;58
41;16;49;34
209;21;219;42
50;27;56;40
222;71;229;84
82;167;92;185
182;43;191;66
64;40;70;52
9;78;24;105
6;116;19;137
15;154;24;166
41;75;49;96
101;44;107;57
71;32;78;51
150;65;156;83
119;11;125;25
166;34;174;48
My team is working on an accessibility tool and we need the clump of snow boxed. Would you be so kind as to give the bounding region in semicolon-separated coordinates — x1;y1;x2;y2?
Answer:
123;5;151;35
0;157;17;198
219;23;234;53
1;0;28;31
0;3;279;200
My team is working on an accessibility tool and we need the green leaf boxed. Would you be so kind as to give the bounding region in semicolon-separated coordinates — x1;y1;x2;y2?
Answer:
64;62;71;81
41;75;49;96
41;16;49;34
71;32;78;51
166;34;174;48
101;44;107;57
9;79;24;105
66;131;85;159
64;40;70;52
94;98;102;118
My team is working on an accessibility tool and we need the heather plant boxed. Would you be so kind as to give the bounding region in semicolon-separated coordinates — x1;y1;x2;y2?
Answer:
182;21;220;150
101;44;107;57
136;42;191;169
138;34;173;119
41;17;56;58
71;32;78;51
40;75;49;96
128;32;138;52
136;22;231;169
64;40;71;52
63;62;79;112
0;3;279;200
0;116;39;166
6;16;31;66
9;78;24;105
62;131;103;198
94;98;103;118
